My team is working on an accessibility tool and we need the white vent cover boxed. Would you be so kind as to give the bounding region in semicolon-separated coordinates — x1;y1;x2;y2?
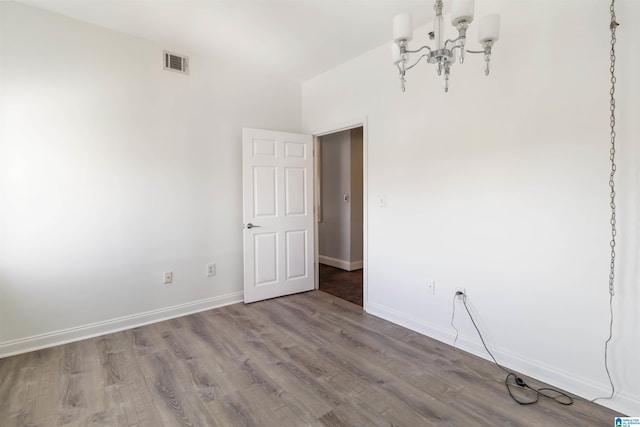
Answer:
163;51;189;74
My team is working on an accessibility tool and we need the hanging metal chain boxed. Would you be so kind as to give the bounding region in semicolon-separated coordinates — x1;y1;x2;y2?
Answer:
608;0;619;297
593;0;620;404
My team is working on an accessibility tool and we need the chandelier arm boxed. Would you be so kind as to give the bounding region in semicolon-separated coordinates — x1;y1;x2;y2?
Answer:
444;36;464;48
405;53;431;71
405;45;432;55
465;49;486;54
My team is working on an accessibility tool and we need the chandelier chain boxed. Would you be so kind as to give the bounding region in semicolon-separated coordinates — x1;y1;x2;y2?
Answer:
608;0;618;298
593;0;619;404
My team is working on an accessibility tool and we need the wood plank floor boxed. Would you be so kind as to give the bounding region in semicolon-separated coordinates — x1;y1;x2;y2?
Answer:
319;264;363;306
0;291;620;426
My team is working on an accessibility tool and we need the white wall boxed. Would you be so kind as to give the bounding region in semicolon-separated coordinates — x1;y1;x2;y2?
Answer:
319;130;352;263
0;2;301;355
318;128;363;270
303;0;639;415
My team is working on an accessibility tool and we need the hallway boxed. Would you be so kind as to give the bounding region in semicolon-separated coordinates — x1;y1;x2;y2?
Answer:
318;264;363;306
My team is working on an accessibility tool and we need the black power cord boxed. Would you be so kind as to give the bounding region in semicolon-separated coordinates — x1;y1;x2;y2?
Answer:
453;291;574;406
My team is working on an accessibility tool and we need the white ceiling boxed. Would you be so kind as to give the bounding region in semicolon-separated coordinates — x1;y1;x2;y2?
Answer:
21;0;434;83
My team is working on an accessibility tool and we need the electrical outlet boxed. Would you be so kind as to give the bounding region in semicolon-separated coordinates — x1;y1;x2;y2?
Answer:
207;263;216;277
455;287;466;302
426;280;435;294
163;272;173;284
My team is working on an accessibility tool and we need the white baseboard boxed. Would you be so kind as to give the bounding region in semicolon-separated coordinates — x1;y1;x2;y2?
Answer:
0;292;243;358
366;301;639;416
319;255;363;271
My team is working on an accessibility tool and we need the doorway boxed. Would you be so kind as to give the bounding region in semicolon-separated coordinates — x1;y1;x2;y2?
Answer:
316;127;364;306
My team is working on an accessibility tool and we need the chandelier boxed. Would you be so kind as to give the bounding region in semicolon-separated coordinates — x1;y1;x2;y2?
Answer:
392;0;500;92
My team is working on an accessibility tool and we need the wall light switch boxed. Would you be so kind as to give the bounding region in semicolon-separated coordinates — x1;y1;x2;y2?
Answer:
378;194;387;208
426;280;435;295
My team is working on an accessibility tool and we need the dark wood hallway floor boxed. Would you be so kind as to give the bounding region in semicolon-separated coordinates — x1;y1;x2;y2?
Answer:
318;264;363;306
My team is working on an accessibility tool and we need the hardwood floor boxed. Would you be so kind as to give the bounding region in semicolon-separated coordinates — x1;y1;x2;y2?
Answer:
0;291;621;426
319;264;363;306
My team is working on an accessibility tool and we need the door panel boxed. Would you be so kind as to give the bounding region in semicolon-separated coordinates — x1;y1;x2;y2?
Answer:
286;230;307;279
254;166;277;217
285;168;306;215
254;232;278;285
243;128;314;303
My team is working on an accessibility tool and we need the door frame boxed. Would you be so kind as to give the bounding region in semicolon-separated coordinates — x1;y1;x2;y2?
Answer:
312;117;368;311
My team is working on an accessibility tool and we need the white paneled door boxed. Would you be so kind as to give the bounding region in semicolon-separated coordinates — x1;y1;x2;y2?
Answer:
242;128;314;303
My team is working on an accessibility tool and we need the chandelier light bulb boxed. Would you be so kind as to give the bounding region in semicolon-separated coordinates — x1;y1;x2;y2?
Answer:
479;14;501;43
451;0;475;26
393;13;413;43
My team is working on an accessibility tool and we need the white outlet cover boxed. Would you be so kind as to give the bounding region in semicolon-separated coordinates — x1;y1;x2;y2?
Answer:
163;272;173;284
207;263;216;277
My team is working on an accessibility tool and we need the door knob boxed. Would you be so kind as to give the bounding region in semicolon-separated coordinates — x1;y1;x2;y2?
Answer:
246;223;260;229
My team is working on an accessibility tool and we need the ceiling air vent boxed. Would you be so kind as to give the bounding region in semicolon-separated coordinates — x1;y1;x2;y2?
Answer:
163;51;189;74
